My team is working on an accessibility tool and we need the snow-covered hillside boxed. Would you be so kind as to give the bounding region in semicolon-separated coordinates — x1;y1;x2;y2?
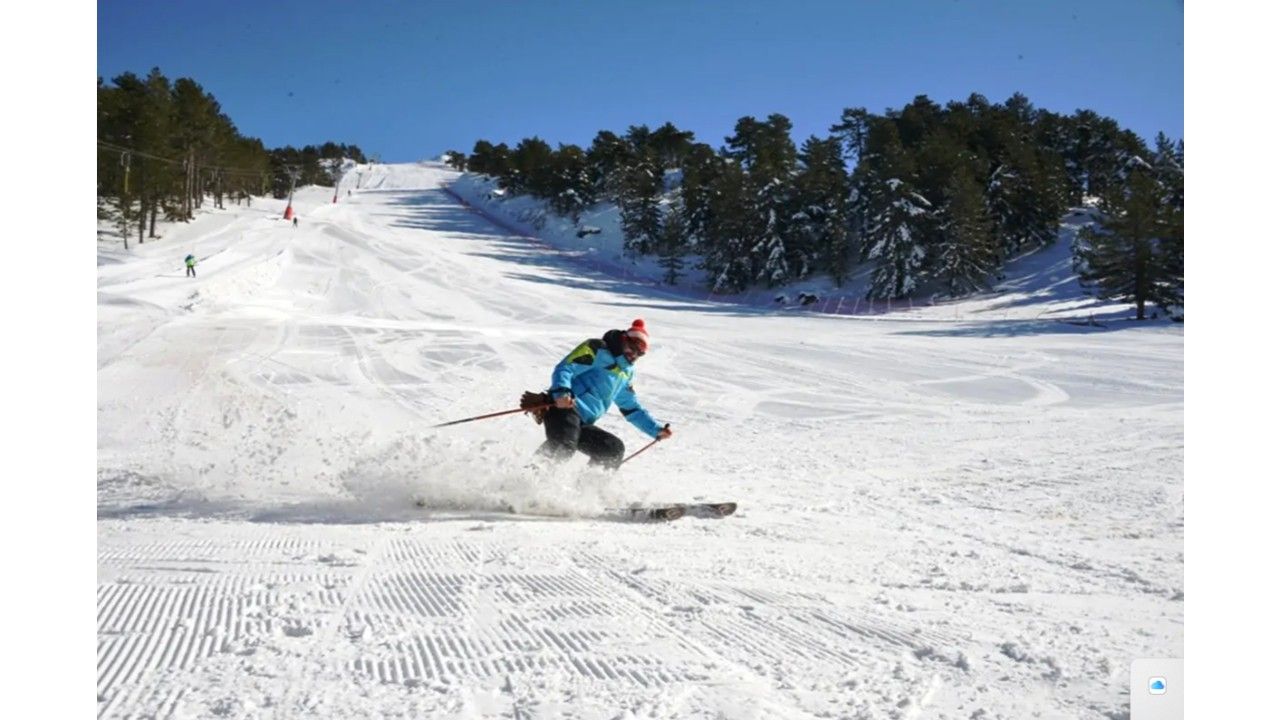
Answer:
98;161;1182;719
448;173;1148;325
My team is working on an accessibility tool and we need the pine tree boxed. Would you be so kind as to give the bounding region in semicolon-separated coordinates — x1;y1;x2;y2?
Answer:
444;151;467;170
1150;133;1184;314
548;144;593;222
97;66;355;241
101;72;146;245
649;122;695;169
468;140;511;177
754;178;791;286
135;68;174;243
1151;132;1184;207
1074;166;1166;319
1067;110;1149;199
586;130;632;203
726;114;799;286
793;136;850;284
985;141;1061;259
701;161;752;293
865;178;932;298
1151;197;1183;315
618;156;663;256
829;107;871;165
935;166;997;296
170;78;224;218
506;137;554;195
658;197;688;285
819;196;852;286
678;143;722;248
860;121;932;298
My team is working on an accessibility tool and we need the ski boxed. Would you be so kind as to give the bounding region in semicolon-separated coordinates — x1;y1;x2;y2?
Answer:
615;505;686;521
611;502;737;521
414;498;735;522
675;501;737;518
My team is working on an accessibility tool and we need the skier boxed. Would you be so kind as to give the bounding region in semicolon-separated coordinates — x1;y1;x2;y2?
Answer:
292;217;299;228
184;254;196;278
533;319;672;469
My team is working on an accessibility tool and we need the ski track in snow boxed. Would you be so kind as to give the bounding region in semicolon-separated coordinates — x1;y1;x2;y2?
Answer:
98;162;1182;719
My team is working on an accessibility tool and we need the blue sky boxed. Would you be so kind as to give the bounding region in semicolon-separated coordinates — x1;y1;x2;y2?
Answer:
97;0;1183;162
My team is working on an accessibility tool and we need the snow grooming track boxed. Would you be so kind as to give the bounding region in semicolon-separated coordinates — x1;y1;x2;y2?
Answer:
341;538;717;690
96;535;339;717
99;163;1181;719
96;526;836;717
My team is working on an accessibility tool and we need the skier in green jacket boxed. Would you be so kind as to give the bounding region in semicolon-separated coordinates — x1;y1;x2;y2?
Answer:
184;254;197;278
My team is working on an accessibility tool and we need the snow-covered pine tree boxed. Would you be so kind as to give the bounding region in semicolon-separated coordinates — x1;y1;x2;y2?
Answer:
935;166;997;296
985;140;1064;259
658;196;688;285
678;143;722;248
1152;132;1183;208
820;200;852;286
1067;109;1150;200
1151;198;1183;316
586;130;632;204
618;157;663;256
700;160;753;293
1074;165;1166;319
548;144;594;223
860;120;931;299
865;178;932;298
1150;133;1184;314
794;136;851;285
753;179;791;286
727;114;799;286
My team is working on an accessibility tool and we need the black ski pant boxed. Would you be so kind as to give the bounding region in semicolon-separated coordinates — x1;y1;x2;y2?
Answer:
186;266;196;277
539;406;625;469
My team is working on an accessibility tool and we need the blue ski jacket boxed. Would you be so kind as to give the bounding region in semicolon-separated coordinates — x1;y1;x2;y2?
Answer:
548;331;663;438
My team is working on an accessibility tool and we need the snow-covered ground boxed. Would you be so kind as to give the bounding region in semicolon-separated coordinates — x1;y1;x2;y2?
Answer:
98;161;1182;719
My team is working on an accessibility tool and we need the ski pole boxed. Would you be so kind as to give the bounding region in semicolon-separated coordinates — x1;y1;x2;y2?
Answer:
621;424;670;465
432;404;550;429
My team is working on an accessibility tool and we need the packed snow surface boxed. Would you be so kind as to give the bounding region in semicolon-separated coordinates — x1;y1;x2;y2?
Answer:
98;162;1182;719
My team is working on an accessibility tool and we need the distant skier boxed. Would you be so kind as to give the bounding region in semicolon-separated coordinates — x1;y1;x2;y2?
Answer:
292;217;298;228
527;319;671;468
184;254;196;278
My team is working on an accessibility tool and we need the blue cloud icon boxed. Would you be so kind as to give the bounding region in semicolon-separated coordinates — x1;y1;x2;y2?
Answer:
1151;679;1165;690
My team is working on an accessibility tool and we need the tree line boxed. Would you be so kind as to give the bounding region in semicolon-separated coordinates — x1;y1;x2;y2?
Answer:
447;93;1183;318
98;67;367;248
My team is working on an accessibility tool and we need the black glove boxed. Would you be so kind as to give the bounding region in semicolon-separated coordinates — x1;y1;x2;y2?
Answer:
520;391;552;424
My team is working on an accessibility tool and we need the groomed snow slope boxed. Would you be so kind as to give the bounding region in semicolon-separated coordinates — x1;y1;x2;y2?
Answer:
98;162;1182;719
